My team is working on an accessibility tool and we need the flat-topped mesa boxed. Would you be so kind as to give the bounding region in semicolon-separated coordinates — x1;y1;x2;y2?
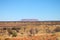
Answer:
21;19;39;21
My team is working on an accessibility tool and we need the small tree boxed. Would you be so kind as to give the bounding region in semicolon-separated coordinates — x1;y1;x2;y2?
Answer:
7;29;13;36
35;28;39;34
12;31;17;37
54;27;60;32
29;28;38;36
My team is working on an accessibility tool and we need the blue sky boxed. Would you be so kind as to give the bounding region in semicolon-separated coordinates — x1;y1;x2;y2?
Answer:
0;0;60;21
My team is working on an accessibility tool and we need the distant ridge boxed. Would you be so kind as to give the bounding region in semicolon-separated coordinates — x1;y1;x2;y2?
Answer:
21;19;39;21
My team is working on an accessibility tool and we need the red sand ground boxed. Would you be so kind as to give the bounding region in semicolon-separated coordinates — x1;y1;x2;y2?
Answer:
10;35;57;40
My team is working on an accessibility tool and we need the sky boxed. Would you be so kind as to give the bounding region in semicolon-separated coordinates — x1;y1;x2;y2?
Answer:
0;0;60;21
